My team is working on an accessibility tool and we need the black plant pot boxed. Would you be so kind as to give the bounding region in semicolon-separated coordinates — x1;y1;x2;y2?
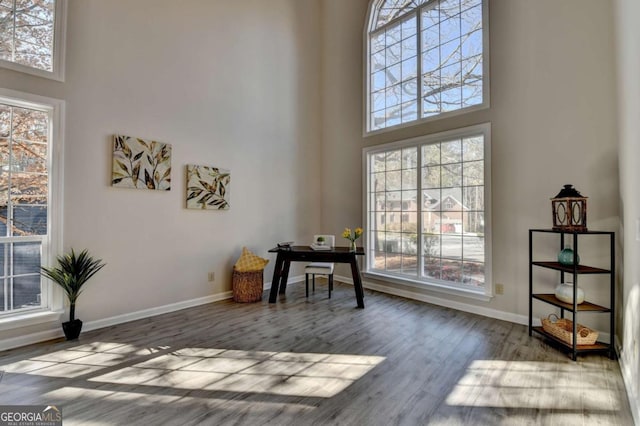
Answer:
62;319;83;340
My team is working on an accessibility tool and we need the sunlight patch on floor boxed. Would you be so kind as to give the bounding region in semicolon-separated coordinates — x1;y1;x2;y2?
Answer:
88;347;384;398
446;360;622;410
42;385;318;421
0;342;385;399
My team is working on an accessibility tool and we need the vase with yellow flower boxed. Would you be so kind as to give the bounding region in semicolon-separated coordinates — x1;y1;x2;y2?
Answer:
342;227;363;251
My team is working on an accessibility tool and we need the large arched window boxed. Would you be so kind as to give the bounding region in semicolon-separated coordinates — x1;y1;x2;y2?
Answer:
366;0;488;132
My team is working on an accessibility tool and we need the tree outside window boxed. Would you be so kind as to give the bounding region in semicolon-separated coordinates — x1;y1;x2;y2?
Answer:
367;0;487;132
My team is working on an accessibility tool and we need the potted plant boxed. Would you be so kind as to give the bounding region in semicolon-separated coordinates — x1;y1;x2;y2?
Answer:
40;249;106;340
316;236;326;246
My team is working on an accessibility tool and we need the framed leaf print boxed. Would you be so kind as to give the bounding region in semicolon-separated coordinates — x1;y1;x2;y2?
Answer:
186;164;230;210
112;135;172;190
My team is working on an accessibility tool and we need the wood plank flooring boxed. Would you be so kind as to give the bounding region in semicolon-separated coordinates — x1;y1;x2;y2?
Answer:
0;281;634;425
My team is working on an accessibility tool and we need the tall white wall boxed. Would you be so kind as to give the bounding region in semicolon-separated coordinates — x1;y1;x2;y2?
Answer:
321;0;618;322
0;0;322;342
615;0;640;421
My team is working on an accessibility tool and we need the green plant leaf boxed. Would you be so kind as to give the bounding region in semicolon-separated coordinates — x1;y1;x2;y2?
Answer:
40;249;106;322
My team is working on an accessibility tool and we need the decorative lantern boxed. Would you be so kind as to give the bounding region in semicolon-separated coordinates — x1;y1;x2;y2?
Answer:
551;184;587;232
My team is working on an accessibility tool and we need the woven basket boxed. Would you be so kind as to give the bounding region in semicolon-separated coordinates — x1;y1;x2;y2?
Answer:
541;314;598;345
232;268;264;303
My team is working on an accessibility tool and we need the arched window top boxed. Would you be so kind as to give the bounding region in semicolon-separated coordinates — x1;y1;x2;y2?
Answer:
366;0;488;132
371;0;427;30
371;0;480;30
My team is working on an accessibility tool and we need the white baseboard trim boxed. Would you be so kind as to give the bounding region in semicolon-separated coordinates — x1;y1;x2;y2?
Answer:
264;275;304;291
619;350;640;425
0;310;64;332
0;292;234;352
82;291;234;333
337;274;528;325
1;275;309;352
335;274;613;344
0;273;614;352
0;328;64;352
83;275;305;335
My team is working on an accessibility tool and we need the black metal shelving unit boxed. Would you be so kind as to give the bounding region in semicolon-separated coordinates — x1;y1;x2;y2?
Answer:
528;229;615;360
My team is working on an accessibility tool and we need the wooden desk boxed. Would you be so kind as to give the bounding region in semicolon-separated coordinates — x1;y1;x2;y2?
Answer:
268;246;365;308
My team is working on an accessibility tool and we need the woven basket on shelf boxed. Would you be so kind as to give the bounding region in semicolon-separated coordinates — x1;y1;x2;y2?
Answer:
541;314;598;345
232;267;264;303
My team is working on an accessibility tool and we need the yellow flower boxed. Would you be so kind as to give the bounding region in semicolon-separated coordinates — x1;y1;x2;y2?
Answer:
342;228;352;239
342;227;363;242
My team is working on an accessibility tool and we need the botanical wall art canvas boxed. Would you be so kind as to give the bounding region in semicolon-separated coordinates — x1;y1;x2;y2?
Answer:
186;164;230;210
112;135;172;190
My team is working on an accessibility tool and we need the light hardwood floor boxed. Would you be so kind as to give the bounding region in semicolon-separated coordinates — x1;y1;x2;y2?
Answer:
0;282;634;425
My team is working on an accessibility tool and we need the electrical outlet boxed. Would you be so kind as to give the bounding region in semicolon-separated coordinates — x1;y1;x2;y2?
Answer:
495;283;504;295
208;272;215;282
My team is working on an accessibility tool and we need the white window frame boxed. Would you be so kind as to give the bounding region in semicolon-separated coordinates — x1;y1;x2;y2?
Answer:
0;0;67;82
0;88;64;330
362;122;492;300
363;0;490;136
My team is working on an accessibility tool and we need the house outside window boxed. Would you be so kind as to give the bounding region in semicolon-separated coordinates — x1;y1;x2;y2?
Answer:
0;89;63;324
364;123;491;298
0;0;67;81
366;0;488;133
443;198;454;210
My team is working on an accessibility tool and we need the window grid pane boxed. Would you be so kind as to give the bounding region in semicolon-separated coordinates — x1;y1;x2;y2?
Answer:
0;101;49;314
368;133;485;289
1;0;55;72
369;0;484;131
0;241;42;311
369;147;419;276
370;13;419;130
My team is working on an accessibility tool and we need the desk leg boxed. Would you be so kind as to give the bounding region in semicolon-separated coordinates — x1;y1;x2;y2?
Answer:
350;258;365;309
279;260;291;294
269;254;284;303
